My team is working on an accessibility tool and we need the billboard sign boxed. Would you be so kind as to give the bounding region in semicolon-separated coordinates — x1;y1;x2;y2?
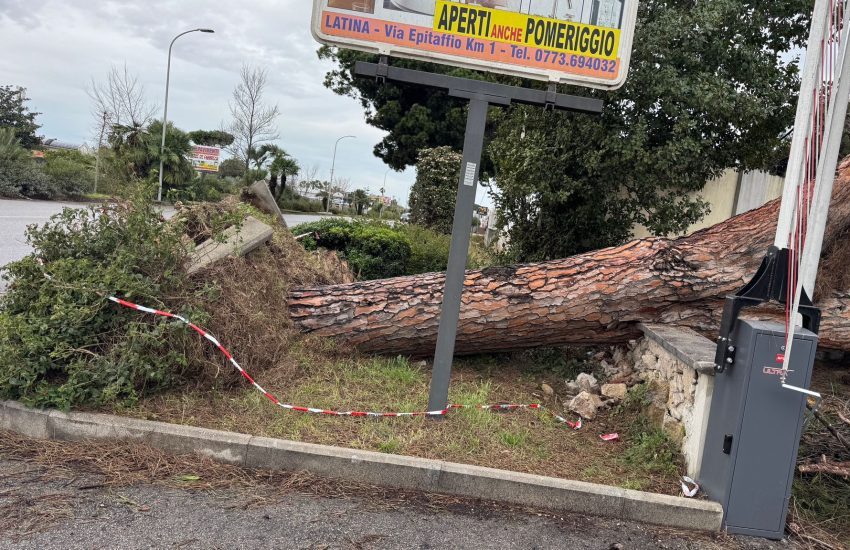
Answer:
312;0;637;89
190;145;221;173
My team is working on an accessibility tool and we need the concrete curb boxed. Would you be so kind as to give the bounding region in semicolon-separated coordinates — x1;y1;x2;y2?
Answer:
0;400;723;532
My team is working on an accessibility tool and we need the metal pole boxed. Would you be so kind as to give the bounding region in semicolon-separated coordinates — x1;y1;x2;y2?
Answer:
380;167;390;219
799;4;850;295
350;60;602;411
328;135;355;212
157;28;214;203
94;112;106;195
427;98;489;411
780;2;850;380
774;0;830;247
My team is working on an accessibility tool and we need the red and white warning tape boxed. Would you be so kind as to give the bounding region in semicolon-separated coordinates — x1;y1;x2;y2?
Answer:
681;476;700;498
108;296;582;429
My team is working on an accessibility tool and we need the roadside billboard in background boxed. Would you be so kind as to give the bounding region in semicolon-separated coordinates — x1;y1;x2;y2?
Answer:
312;0;637;89
190;145;221;173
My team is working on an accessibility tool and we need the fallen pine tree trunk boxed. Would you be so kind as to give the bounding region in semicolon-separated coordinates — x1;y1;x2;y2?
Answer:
289;160;850;356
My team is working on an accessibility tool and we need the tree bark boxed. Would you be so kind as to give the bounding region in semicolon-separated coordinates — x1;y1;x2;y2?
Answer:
289;160;850;356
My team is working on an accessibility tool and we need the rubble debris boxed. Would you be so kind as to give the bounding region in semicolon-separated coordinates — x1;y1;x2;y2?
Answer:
575;373;600;394
601;383;628;401
569;391;603;420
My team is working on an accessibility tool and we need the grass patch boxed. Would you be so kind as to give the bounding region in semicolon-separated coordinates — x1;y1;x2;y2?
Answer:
499;429;530;448
621;429;680;478
111;352;683;496
613;383;682;480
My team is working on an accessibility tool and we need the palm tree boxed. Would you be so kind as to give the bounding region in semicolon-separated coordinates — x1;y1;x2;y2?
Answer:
108;120;148;178
0;127;28;165
269;153;299;200
247;143;280;186
144;120;194;188
353;188;369;215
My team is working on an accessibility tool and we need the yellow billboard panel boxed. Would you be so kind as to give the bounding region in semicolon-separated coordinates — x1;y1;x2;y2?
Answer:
312;0;637;89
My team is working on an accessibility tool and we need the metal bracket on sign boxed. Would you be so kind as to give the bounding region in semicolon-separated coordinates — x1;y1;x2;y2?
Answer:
545;83;558;111
376;56;389;83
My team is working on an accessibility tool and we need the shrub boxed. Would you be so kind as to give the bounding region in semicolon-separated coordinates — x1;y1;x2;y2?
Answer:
0;130;96;200
167;174;239;203
293;218;411;279
0;159;56;199
42;149;94;197
279;196;323;213
347;225;411;279
400;224;451;274
0;196;200;408
408;146;462;234
293;218;494;279
277;187;323;213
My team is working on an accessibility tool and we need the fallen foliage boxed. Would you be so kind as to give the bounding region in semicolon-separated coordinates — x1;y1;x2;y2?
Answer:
178;199;354;387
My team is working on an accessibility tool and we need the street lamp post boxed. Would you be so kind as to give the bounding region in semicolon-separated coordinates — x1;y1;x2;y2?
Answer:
380;166;391;219
327;135;355;212
157;28;215;203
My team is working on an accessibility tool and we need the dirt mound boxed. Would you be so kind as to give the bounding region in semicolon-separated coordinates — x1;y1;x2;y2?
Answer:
173;198;354;386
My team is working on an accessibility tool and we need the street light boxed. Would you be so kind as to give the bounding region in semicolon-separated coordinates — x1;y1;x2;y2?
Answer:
380;166;391;219
328;135;355;212
157;28;215;202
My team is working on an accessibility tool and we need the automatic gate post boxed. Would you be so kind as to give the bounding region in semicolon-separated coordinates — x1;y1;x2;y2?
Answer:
353;60;603;411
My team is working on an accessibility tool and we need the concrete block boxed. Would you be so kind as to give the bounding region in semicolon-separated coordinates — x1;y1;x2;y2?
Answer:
621;488;724;531
639;323;717;375
683;374;715;478
248;180;287;228
438;462;626;519
146;422;251;465
187;216;273;275
0;400;52;439
49;410;155;443
245;436;443;490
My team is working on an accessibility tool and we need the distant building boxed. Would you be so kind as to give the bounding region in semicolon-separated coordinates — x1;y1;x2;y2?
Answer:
41;139;93;155
632;169;785;238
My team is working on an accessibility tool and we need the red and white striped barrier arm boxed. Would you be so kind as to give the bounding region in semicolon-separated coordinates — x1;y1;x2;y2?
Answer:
108;296;582;429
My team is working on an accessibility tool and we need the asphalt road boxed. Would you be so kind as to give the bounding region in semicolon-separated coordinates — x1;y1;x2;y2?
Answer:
0;198;330;292
0;457;781;550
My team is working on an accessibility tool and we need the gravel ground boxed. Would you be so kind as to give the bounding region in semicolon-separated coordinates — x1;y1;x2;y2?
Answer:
0;457;787;550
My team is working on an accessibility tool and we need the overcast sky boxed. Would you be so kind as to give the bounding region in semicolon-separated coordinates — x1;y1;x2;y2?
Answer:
0;0;490;207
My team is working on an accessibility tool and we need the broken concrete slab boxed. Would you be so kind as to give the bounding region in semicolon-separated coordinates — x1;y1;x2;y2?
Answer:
248;180;287;228
187;216;273;275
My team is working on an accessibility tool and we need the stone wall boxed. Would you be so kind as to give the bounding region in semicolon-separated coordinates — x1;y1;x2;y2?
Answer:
625;324;716;478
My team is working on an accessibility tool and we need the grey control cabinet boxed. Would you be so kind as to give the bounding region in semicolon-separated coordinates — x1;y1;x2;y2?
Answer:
700;320;817;539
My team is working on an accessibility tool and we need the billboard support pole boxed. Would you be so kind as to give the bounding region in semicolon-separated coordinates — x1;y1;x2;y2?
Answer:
428;95;491;412
354;60;604;411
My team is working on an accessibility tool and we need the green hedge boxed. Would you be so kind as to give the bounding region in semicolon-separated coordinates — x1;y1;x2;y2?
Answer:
292;218;483;280
294;218;411;279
